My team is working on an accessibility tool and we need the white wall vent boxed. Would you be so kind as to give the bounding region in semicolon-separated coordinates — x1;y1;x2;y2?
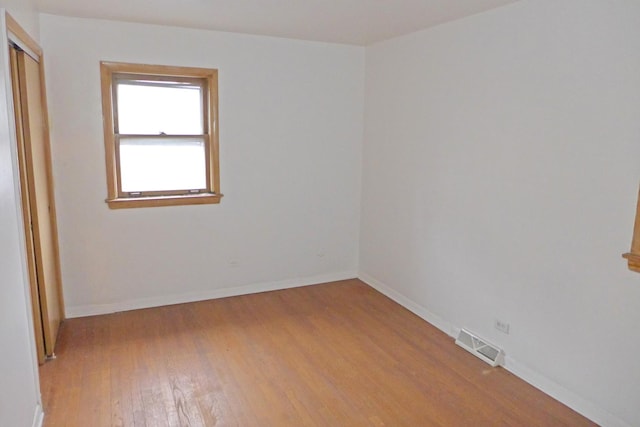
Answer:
455;329;504;367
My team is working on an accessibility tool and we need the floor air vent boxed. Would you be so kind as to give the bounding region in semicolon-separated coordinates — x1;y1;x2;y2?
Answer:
455;329;504;367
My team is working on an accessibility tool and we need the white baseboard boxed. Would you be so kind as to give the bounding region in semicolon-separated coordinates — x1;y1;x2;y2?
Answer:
358;272;630;427
359;272;457;338
503;356;629;427
32;403;43;427
66;271;357;318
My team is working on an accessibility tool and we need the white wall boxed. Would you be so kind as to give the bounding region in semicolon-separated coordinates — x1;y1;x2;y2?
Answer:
2;0;38;39
0;4;43;427
39;14;364;316
37;2;640;425
361;1;640;426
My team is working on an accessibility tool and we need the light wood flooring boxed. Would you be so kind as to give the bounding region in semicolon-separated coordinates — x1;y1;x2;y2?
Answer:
40;279;595;426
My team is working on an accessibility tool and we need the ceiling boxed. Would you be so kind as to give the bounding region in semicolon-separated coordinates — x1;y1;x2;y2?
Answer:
35;0;521;45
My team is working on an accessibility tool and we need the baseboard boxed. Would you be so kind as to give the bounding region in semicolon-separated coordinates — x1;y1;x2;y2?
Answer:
358;272;630;427
503;356;629;427
359;272;457;338
32;403;44;427
65;271;358;318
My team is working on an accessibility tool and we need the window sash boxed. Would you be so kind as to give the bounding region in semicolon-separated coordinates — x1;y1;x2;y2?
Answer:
111;73;210;197
100;61;221;209
115;134;212;197
112;76;207;136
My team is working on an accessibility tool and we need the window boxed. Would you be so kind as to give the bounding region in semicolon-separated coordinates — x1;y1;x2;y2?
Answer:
100;62;221;208
623;186;640;272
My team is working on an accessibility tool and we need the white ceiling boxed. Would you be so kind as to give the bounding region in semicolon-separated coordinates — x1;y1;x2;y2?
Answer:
35;0;521;45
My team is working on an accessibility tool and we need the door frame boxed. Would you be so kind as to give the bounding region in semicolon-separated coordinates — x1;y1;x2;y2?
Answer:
6;12;65;362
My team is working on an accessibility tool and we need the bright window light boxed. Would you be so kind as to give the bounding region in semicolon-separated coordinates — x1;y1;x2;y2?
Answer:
119;138;206;192
117;82;203;135
100;61;221;208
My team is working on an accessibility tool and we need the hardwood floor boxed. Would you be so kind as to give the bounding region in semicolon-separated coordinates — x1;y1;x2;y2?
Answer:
40;279;595;426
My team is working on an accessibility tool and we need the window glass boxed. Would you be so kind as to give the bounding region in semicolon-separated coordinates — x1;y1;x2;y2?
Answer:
119;137;206;192
116;81;203;135
100;61;221;208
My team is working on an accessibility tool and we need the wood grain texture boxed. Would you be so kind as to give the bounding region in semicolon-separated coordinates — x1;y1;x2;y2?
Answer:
17;50;63;356
623;184;640;272
9;45;46;364
40;280;595;426
8;12;65;362
6;12;42;57
106;193;222;209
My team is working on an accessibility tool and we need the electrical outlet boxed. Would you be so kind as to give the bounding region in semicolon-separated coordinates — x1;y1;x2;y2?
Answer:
494;319;510;334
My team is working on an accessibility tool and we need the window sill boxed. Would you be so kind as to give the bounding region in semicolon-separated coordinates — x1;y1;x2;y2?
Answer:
106;193;223;209
623;253;640;273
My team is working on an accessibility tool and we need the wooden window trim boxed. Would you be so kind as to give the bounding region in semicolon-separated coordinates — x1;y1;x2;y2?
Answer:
623;186;640;272
100;61;222;209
